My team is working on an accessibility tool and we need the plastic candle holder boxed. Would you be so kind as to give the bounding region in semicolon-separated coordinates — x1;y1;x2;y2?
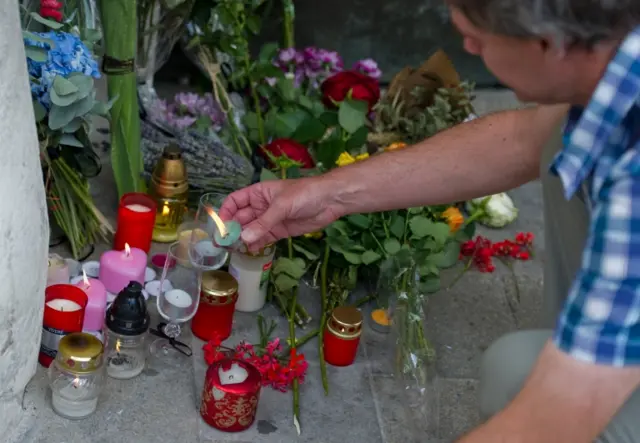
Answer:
113;193;157;253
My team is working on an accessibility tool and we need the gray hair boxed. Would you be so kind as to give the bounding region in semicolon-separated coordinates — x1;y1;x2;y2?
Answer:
448;0;640;47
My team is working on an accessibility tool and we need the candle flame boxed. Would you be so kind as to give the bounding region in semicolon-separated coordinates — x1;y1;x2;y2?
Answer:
72;377;80;388
124;243;131;257
115;339;121;353
205;207;228;238
162;203;170;217
82;269;90;287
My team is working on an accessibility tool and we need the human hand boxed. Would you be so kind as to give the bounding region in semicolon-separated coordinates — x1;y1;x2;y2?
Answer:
219;178;342;251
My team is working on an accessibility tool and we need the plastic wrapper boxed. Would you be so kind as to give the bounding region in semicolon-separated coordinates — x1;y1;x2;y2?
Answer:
137;0;195;84
138;85;254;207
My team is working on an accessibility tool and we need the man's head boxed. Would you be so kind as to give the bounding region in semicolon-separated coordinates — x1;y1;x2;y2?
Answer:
447;0;640;104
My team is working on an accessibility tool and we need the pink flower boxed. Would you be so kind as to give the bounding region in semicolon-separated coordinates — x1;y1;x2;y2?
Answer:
353;58;382;80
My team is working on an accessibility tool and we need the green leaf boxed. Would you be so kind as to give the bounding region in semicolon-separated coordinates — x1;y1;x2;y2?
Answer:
53;76;79;96
342;251;362;265
30;12;64;29
338;98;368;133
63;118;84;133
361;250;382;265
32;100;46;123
91;95;118;117
389;214;405;239
67;73;94;99
315;135;345;168
23;30;54;45
345;126;369;150
419;276;441;294
432;241;461;269
25;47;48;62
243;112;260;130
291;114;326;144
48;105;77;130
260;168;279;181
273;257;306;279
418;259;439;276
246;14;261;34
59;134;84;148
82;28;102;43
72;94;96;118
383;238;401;255
258;42;279;62
346;213;371;230
292;242;320;261
273;111;306;138
410;216;450;243
50;89;79;107
319;111;339;127
274;274;299;292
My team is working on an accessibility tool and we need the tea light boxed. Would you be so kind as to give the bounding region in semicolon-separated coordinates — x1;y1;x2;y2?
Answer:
74;271;107;333
158;288;193;320
205;207;241;247
126;204;151;212
145;267;156;282
165;289;192;308
46;299;82;312
99;243;147;295
145;280;173;297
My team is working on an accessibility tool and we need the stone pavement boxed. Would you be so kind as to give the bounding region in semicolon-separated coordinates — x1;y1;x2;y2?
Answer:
20;89;542;443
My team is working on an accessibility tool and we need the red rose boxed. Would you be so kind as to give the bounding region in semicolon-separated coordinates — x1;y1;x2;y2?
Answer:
321;71;380;111
260;138;315;169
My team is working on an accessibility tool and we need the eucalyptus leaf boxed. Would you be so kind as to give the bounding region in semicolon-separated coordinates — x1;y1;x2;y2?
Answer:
48;104;77;130
91;95;118;117
50;89;79;107
338;98;368;134
383;238;401;255
73;93;96;118
25;47;48;62
274;274;299;292
63;118;84;133
23;30;54;46
67;74;94;99
30;12;64;29
53;76;79;96
59;134;84;148
32;100;46;122
361;250;382;265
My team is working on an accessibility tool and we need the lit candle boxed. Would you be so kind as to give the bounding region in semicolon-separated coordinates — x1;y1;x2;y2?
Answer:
74;271;107;333
218;362;249;385
46;299;82;312
125;203;151;212
51;376;99;419
98;243;147;295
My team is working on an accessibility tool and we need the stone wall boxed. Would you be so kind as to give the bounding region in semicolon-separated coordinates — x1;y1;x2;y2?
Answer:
0;0;49;440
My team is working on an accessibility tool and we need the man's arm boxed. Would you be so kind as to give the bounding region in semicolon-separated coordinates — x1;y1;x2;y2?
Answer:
324;104;568;216
458;341;640;443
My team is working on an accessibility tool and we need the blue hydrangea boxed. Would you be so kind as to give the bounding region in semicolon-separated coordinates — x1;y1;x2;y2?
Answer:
24;31;100;108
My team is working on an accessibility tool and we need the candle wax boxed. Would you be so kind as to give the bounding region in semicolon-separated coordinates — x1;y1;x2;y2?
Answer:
99;247;147;295
125;203;151;212
218;363;249;385
46;299;82;312
107;352;145;380
164;289;192;308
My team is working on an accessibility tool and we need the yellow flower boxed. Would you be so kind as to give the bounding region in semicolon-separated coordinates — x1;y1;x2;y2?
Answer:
303;231;324;240
384;142;407;152
355;153;370;162
443;207;464;233
335;152;356;167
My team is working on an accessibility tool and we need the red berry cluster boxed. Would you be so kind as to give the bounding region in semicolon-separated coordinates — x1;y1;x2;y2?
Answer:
460;232;534;272
203;334;308;393
40;0;64;22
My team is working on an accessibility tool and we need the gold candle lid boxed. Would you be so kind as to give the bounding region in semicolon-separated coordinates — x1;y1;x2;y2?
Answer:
56;333;104;373
235;242;276;258
151;144;188;198
327;306;363;339
201;271;238;305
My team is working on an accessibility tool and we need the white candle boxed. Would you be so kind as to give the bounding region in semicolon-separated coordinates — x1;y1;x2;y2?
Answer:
46;299;82;312
164;289;192;308
51;379;98;419
218;363;249;385
125;203;151;212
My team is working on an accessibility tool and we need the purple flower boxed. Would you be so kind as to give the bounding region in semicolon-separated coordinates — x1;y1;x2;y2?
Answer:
353;58;382;80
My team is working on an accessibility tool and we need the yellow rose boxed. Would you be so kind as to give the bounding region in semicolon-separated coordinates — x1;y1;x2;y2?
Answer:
384;142;407;152
443;207;464;233
355;153;370;161
335;152;356;167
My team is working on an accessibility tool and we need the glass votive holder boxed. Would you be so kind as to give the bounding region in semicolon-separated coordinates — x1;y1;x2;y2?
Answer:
104;329;147;379
48;333;106;420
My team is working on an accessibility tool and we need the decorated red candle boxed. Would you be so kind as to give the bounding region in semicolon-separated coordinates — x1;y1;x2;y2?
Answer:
114;193;157;253
99;243;147;295
192;271;238;341
323;306;363;367
200;358;261;432
39;284;88;368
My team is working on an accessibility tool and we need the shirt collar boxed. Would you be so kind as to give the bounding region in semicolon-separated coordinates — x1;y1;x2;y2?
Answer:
551;26;640;200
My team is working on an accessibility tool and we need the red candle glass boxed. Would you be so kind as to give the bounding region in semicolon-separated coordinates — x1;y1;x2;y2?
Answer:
113;193;157;253
323;306;363;367
192;271;238;341
200;358;261;432
39;284;88;368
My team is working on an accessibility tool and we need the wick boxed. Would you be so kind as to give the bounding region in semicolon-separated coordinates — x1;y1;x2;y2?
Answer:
205;207;228;238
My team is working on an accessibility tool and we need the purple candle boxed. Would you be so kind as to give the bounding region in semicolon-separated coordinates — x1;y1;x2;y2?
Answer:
74;272;107;332
99;244;147;295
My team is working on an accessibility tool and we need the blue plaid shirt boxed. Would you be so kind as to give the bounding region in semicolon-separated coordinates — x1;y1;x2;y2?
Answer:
552;26;640;366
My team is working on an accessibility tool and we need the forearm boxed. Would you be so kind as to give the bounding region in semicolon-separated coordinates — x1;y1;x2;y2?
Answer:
324;104;568;216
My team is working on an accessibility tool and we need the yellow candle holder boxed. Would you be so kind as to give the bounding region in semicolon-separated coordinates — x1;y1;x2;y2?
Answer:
149;144;188;243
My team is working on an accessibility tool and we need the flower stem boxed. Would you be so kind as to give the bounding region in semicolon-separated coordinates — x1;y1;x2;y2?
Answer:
447;256;473;290
243;53;266;146
318;242;330;396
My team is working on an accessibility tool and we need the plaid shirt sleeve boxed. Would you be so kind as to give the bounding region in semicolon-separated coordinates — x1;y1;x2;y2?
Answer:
554;150;640;366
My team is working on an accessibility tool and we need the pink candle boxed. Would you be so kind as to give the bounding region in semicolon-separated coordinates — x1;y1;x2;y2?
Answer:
74;272;107;332
99;244;147;295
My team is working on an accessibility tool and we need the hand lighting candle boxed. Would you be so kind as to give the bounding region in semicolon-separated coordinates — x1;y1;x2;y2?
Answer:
205;207;241;248
99;243;147;295
113;193;157;253
39;285;88;368
74;270;107;334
